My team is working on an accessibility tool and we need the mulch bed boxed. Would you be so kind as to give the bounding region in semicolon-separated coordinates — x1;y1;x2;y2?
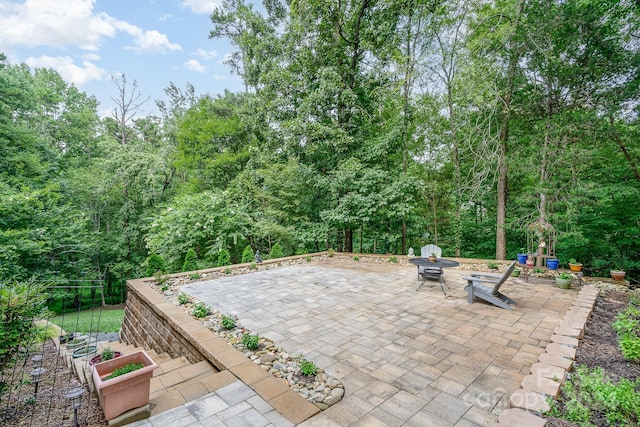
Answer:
545;290;640;427
0;340;106;427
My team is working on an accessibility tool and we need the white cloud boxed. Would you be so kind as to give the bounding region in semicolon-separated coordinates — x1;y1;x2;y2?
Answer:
0;0;180;54
182;0;221;14
184;59;206;72
24;55;107;87
212;74;226;81
193;48;218;61
125;30;182;53
0;0;115;51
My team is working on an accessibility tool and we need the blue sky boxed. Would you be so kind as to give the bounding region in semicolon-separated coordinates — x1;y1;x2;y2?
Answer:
0;0;246;116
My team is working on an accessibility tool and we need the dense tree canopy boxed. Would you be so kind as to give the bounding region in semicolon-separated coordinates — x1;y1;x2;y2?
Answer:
1;0;639;296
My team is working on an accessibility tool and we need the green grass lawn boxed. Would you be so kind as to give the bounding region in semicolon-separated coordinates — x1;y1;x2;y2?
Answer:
48;307;125;333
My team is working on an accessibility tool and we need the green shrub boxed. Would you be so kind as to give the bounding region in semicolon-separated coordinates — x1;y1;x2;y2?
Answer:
216;249;231;267
299;357;318;376
192;302;209;318
487;262;498;269
353;256;360;261
101;347;115;361
241;245;254;263
224;267;232;274
305;256;312;262
327;248;334;257
221;314;236;330
613;298;640;361
0;281;49;368
160;283;170;292
189;273;200;280
546;365;640;426
183;249;199;272
106;362;144;380
177;293;190;305
249;262;257;270
145;254;165;277
242;333;260;350
270;243;284;259
389;256;398;263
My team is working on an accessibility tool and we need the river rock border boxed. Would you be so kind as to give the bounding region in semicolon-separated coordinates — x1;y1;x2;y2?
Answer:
145;253;537;410
147;253;353;410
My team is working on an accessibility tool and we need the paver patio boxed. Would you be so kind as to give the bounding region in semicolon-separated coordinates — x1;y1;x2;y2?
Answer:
182;259;576;426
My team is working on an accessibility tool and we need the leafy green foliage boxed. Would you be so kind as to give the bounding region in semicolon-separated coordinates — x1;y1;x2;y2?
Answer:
269;243;284;260
613;297;640;361
242;333;260;351
0;282;48;366
221;314;236;330
192;302;209;318
145;254;166;277
546;366;640;426
106;362;144;380
183;249;199;272
389;257;398;263
487;262;498;270
216;249;231;267
177;293;190;305
299;357;318;377
101;347;115;361
241;245;254;263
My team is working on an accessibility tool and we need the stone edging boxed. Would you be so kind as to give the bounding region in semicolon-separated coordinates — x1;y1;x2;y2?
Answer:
123;278;320;425
494;285;600;427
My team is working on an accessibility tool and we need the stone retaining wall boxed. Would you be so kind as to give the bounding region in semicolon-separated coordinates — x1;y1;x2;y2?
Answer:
121;278;206;365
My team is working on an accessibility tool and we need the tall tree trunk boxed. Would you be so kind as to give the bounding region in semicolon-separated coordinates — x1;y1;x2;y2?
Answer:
495;1;526;260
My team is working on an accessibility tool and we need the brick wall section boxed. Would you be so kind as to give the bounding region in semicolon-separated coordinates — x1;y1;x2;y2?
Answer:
121;278;208;365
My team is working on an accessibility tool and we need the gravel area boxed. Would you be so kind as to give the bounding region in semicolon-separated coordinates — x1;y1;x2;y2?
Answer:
0;340;106;427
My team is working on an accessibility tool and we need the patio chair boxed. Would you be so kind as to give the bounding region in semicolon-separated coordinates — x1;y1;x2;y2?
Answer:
417;244;446;292
463;261;517;310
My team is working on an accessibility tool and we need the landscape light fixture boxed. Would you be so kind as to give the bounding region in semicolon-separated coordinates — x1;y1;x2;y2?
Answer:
30;367;46;398
64;387;85;427
31;355;43;368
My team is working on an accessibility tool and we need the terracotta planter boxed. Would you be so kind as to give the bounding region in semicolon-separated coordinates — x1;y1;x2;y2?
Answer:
611;270;626;281
92;350;158;420
428;256;437;262
569;263;583;272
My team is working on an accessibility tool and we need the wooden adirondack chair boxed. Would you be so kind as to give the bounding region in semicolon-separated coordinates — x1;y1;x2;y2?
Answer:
463;261;517;310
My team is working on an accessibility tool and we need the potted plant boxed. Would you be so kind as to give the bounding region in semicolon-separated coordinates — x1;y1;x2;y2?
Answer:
92;350;158;421
89;347;123;365
511;268;521;277
556;272;572;289
568;258;583;272
517;250;528;265
428;252;437;262
546;258;560;270
610;270;626;281
58;333;75;344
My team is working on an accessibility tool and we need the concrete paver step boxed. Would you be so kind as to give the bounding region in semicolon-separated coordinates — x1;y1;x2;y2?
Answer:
155;356;190;375
151;352;171;364
148;362;224;417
